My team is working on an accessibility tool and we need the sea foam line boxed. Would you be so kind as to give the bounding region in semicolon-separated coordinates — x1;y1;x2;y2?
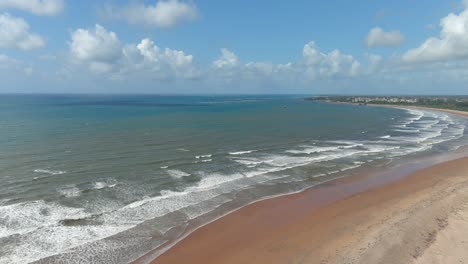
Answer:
33;169;66;175
229;150;256;155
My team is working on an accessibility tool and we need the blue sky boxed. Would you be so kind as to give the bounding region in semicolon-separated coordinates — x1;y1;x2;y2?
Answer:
1;0;468;94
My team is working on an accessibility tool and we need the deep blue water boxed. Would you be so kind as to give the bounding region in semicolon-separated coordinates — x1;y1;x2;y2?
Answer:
0;95;467;263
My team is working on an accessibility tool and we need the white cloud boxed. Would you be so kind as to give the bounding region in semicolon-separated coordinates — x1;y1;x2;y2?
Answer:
135;38;197;78
365;53;383;73
102;0;198;28
0;13;45;50
213;48;238;68
211;48;293;81
402;1;468;63
303;41;360;78
0;53;16;67
365;27;405;47
70;24;121;64
0;0;64;16
0;53;35;75
210;42;360;85
68;24;197;78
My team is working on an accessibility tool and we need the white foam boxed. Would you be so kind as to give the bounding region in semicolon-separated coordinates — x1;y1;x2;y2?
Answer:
58;186;81;198
195;154;212;159
394;129;420;133
187;173;245;191
4;108;465;264
312;173;327;178
395;109;425;128
255;149;365;170
166;169;191;179
33;169;66;175
176;148;190;152
363;145;400;153
229;150;256;155
0;202;131;264
414;119;439;129
0;201;90;240
285;146;341;154
379;135;391;139
93;180;117;190
122;190;189;210
285;143;362;155
327;141;365;147
340;164;361;171
231;157;270;166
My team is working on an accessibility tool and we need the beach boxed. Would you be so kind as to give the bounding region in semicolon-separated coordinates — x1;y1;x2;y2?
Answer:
151;108;468;264
371;104;468;118
3;96;468;263
152;153;468;264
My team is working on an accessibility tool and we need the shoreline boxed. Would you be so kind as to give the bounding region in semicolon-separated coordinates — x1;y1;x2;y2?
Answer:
367;104;468;118
313;99;468;118
145;107;468;264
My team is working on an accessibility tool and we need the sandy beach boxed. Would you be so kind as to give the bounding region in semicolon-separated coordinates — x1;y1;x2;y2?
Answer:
150;109;468;264
372;104;468;118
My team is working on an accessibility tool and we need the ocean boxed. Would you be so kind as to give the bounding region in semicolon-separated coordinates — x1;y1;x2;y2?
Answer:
0;95;467;263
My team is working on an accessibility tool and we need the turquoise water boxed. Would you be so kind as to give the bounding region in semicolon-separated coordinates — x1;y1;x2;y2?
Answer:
0;95;467;263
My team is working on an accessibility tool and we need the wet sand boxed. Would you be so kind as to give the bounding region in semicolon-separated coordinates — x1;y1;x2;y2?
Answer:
148;107;468;264
148;153;468;264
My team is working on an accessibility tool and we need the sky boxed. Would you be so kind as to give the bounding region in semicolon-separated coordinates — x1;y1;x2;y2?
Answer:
0;0;468;94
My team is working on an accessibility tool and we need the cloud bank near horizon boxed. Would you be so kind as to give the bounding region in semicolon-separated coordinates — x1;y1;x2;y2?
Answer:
1;0;468;94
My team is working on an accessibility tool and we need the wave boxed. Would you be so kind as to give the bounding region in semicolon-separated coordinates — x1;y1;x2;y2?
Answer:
166;169;191;179
285;146;340;154
4;108;466;264
33;169;66;175
231;157;270;166
0;201;90;239
229;150;256;155
176;148;190;152
394;109;424;128
394;129;420;133
285;143;361;155
93;181;117;190
195;154;212;159
57;186;81;198
89;111;464;261
0;200;130;264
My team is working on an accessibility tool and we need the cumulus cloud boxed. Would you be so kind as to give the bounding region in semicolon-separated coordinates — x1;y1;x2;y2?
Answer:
69;24;197;78
365;27;405;47
210;41;360;85
70;24;121;64
402;1;468;63
101;0;198;28
302;41;360;78
0;13;45;50
0;0;64;16
212;49;292;77
135;38;197;78
213;48;238;68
